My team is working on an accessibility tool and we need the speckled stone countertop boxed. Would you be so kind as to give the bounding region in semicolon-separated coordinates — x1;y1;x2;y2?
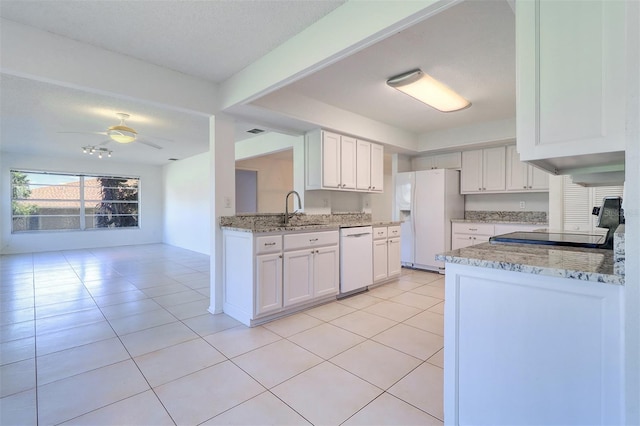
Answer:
451;219;549;225
435;241;623;285
220;213;400;233
452;210;548;225
614;224;625;276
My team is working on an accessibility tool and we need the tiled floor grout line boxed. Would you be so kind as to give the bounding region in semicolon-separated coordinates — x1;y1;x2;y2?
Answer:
3;247;446;425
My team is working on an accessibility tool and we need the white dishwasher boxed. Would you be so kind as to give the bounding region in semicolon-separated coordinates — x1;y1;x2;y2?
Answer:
339;226;373;295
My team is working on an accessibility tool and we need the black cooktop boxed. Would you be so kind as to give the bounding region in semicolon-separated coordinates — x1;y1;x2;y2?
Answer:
489;232;606;248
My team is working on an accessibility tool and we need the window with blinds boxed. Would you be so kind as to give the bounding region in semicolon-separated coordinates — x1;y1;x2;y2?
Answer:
562;175;623;234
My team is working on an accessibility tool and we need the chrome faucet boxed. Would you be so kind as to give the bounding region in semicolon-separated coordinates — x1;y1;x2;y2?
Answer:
285;190;302;225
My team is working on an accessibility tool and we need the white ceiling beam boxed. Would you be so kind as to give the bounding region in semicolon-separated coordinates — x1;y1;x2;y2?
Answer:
0;18;218;116
218;0;461;111
418;117;517;152
253;90;419;152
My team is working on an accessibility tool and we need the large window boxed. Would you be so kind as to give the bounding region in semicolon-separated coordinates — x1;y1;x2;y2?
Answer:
11;170;139;233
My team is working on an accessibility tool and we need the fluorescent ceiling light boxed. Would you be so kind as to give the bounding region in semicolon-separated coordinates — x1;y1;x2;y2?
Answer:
387;69;471;112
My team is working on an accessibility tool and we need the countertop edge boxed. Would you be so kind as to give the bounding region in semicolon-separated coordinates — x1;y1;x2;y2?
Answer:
436;242;624;285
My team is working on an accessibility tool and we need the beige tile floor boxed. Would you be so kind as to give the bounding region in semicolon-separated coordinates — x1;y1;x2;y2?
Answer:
1;244;445;425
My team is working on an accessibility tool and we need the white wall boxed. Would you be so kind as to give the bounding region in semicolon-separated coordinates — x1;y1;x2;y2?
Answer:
162;152;210;255
464;192;549;213
370;153;394;221
236;152;293;213
1;152;164;254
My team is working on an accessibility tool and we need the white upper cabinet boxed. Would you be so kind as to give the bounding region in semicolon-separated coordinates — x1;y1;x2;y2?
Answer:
506;145;549;192
370;143;384;192
339;135;357;190
412;152;462;171
461;147;506;194
356;140;371;191
516;0;626;174
306;129;384;193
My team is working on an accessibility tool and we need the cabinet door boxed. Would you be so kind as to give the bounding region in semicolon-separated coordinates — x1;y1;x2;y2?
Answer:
506;145;529;191
528;165;549;191
452;235;476;250
322;131;341;188
314;246;339;298
370;143;384;192
373;239;388;282
340;136;357;189
356;140;371;191
283;250;314;307
482;147;506;191
255;253;282;316
461;150;483;193
387;237;402;277
516;0;626;165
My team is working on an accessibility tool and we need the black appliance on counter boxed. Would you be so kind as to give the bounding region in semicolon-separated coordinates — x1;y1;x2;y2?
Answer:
490;196;624;250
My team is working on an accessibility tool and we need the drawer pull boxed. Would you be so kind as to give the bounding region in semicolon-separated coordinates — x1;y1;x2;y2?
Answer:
309;238;318;242
469;228;477;231
264;242;276;246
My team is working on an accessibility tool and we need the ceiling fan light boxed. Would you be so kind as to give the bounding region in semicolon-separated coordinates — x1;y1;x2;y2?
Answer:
387;69;471;112
107;125;137;143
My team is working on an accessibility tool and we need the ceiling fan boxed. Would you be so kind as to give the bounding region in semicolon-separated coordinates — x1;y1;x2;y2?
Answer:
59;112;169;150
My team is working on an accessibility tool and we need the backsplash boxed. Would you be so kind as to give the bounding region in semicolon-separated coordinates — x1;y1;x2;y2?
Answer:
219;212;372;229
464;210;548;223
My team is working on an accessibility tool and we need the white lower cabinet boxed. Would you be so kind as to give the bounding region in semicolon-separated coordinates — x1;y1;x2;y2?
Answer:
373;238;388;282
372;226;401;283
222;229;339;326
444;263;623;425
452;222;544;250
255;252;283;316
282;244;339;307
283;250;314;307
387;237;401;277
451;223;495;250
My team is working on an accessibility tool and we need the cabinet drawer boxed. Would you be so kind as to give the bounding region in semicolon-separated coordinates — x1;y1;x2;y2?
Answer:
452;223;495;236
284;231;339;251
255;235;282;254
387;226;401;238
373;227;388;240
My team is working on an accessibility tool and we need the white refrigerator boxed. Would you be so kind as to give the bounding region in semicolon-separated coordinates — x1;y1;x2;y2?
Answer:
395;169;464;272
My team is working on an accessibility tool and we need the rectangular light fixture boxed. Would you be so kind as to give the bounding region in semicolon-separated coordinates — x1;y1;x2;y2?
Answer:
386;69;471;112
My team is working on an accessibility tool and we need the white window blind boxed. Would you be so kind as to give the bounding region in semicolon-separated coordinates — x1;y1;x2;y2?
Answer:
562;175;623;233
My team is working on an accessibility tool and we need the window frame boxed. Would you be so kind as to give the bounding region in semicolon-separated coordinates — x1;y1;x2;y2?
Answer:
10;169;141;234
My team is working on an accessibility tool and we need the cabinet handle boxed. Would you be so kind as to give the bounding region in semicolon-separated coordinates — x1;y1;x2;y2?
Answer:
523;185;527;189
478;187;482;191
529;186;532;189
264;242;276;246
483;187;486;190
279;255;283;259
468;236;472;239
469;228;477;231
309;238;318;242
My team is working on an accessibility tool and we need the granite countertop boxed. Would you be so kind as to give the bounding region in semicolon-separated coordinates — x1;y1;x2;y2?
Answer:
436;241;623;285
221;221;401;233
451;218;548;226
219;213;400;233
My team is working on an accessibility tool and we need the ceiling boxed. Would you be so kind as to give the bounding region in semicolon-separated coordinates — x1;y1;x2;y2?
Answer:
0;0;515;165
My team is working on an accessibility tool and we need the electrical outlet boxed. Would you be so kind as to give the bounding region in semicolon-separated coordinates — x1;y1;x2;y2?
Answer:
519;201;526;209
224;196;231;208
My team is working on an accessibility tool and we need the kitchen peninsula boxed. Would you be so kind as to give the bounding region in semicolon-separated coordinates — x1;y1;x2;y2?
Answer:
219;213;400;326
436;233;625;425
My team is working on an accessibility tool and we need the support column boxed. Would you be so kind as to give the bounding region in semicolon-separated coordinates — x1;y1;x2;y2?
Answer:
209;113;236;314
